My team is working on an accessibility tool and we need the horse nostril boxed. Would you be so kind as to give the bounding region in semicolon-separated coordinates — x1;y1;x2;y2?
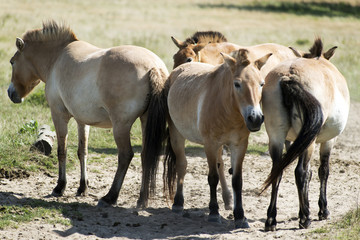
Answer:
247;115;254;123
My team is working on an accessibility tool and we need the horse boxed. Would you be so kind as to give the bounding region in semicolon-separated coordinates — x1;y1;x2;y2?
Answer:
145;48;272;228
171;34;298;75
261;38;350;231
171;31;228;69
171;32;299;210
7;21;169;208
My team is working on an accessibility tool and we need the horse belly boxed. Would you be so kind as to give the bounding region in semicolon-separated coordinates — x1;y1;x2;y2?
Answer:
316;95;349;143
168;91;205;145
169;109;204;144
73;106;112;128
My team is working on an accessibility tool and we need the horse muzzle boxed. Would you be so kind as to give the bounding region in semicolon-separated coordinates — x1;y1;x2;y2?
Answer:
7;83;23;103
245;111;264;132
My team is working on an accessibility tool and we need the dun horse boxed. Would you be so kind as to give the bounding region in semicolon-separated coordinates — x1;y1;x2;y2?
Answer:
171;32;297;75
261;38;350;230
7;21;169;208
146;49;272;228
171;31;299;210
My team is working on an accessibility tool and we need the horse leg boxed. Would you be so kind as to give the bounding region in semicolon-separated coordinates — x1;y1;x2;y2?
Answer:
295;142;314;229
217;147;232;210
318;139;334;220
169;123;187;213
98;123;134;207
76;122;90;196
230;136;249;228
265;141;285;231
204;144;221;223
51;114;70;196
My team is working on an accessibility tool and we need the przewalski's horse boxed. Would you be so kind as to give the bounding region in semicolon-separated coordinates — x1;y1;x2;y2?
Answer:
171;33;298;74
172;32;299;210
145;49;272;228
261;38;350;231
171;31;228;69
7;21;169;208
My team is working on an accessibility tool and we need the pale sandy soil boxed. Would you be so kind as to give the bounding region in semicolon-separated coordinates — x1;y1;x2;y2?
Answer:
0;102;359;240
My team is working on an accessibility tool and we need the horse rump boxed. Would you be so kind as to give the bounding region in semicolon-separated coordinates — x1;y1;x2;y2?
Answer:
262;76;323;191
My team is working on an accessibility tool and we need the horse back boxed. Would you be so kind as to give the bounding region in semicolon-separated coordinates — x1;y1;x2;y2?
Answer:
48;42;167;127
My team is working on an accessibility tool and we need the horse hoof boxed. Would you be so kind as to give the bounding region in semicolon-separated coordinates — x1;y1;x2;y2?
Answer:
234;218;250;229
51;187;64;197
172;205;184;214
318;210;330;220
76;188;88;197
299;219;311;229
97;198;113;208
265;218;276;231
224;204;232;210
265;225;276;231
136;200;147;209
208;214;221;223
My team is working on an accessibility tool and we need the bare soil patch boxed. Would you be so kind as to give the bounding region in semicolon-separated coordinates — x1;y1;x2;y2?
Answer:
1;102;359;239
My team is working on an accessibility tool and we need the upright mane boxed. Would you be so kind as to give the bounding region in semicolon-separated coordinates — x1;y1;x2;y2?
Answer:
22;20;78;43
303;37;323;58
185;31;227;45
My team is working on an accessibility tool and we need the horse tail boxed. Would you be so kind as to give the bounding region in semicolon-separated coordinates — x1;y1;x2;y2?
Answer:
163;126;177;201
141;67;169;202
262;76;323;191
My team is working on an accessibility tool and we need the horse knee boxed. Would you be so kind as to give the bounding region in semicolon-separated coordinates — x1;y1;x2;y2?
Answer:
118;149;134;166
208;173;219;187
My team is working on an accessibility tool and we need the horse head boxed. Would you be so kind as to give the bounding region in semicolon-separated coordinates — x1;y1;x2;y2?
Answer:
222;49;272;132
8;37;41;103
171;36;206;69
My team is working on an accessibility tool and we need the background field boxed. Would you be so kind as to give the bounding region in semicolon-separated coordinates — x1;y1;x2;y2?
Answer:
0;0;359;239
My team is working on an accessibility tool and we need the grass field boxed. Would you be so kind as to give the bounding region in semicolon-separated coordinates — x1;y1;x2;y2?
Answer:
0;0;359;238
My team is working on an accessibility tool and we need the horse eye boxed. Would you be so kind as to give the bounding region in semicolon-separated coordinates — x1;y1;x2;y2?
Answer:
10;60;14;65
186;57;193;63
234;82;241;89
260;82;265;87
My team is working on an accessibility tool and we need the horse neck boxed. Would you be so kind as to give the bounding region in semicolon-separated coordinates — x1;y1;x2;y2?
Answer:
26;40;71;82
208;65;240;118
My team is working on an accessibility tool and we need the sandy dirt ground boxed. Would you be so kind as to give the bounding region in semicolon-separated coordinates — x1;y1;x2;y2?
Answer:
0;102;359;240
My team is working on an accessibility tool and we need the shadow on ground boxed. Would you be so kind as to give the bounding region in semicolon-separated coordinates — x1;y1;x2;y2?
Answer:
198;1;360;18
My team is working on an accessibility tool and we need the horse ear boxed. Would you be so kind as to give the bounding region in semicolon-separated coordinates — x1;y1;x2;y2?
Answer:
220;52;236;72
16;37;25;51
171;36;186;49
255;53;272;70
323;46;337;60
193;43;206;53
289;46;302;57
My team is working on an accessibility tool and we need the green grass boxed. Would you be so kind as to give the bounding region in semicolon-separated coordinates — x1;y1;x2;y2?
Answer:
310;208;360;239
0;201;72;230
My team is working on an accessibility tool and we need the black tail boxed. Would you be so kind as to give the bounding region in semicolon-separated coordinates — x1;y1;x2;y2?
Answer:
262;76;323;191
141;68;169;203
162;128;177;201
